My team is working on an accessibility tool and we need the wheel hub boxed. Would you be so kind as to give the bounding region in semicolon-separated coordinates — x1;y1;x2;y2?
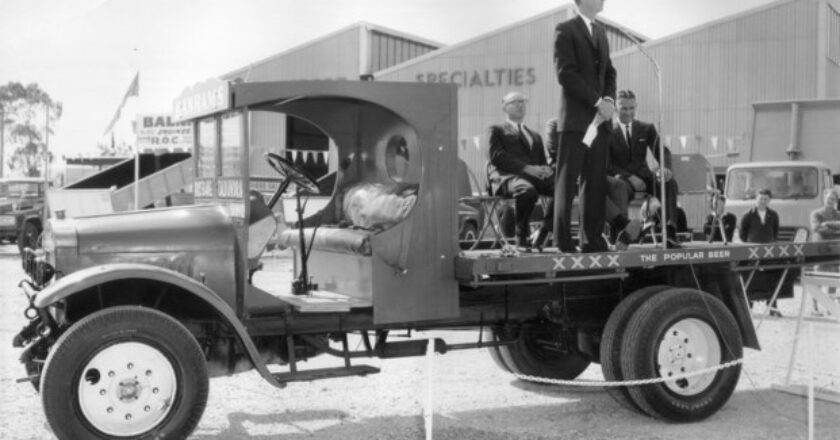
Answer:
78;342;177;437
657;318;721;396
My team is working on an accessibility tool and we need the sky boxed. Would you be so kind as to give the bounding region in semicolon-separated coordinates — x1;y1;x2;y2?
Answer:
0;0;779;173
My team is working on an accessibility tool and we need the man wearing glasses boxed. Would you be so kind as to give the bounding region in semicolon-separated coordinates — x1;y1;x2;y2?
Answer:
488;92;555;252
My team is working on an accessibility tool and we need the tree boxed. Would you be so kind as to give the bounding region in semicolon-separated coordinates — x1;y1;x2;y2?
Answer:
0;82;63;177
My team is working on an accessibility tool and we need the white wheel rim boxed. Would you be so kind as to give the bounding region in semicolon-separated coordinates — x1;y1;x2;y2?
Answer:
657;318;721;396
77;341;177;437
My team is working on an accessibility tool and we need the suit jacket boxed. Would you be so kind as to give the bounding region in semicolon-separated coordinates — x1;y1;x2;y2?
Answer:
738;207;779;243
554;16;617;132
704;212;737;242
487;122;547;193
607;119;671;183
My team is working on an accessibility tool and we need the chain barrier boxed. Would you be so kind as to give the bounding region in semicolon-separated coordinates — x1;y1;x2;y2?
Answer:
509;358;744;387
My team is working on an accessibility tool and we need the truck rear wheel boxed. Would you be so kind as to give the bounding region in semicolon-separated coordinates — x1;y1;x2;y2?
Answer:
620;289;743;422
496;323;590;380
599;285;670;412
40;306;208;440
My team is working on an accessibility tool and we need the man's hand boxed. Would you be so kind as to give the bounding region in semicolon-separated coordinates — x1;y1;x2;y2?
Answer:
627;175;646;192
523;165;553;180
597;98;615;119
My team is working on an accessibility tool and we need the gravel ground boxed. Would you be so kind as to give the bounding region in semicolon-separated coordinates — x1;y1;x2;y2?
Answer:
1;244;839;439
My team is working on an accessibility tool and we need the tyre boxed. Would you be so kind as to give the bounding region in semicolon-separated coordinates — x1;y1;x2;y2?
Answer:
18;221;40;253
497;322;591;380
41;306;209;440
599;285;670;413
620;289;743;422
459;221;479;249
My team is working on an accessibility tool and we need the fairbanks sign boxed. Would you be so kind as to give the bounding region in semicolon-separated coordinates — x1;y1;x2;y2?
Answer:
172;78;231;122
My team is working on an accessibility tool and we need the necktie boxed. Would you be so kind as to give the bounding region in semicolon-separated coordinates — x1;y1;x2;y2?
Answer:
519;124;531;149
624;124;631;145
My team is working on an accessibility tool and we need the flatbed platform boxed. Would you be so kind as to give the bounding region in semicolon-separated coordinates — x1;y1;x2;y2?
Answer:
455;240;840;284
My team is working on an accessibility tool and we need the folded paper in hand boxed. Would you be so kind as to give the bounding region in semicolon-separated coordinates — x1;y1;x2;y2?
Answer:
582;114;607;148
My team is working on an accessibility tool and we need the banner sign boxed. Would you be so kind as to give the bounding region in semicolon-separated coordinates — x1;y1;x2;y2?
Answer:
172;78;231;122
136;114;193;151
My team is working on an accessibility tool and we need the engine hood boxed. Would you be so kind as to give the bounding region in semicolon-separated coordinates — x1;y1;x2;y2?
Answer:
74;205;236;254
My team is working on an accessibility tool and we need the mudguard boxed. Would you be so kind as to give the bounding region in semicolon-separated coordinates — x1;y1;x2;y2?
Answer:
32;263;285;388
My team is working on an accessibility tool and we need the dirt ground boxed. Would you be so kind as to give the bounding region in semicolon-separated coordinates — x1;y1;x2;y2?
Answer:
1;246;839;439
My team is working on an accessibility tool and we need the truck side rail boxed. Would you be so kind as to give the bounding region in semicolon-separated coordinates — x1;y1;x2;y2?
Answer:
455;240;840;282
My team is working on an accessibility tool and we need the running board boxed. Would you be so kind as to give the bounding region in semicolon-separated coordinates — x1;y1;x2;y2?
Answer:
271;365;380;384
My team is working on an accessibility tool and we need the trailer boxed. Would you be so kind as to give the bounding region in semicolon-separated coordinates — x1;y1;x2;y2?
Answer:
13;80;840;439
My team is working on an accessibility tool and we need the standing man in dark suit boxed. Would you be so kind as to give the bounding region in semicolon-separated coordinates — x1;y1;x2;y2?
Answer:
608;90;680;235
488;92;555;251
553;0;617;253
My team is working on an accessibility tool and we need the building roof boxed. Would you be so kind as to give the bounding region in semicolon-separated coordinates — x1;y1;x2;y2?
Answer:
374;3;648;77
222;21;443;80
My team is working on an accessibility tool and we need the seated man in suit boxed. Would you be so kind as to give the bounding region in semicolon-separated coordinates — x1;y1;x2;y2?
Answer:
608;90;680;236
488;92;554;251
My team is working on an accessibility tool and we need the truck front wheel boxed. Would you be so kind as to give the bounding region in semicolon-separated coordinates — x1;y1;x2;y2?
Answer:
620;289;743;422
40;306;208;440
494;323;590;380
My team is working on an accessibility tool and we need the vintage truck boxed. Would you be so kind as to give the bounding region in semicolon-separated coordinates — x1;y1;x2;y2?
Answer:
13;80;840;439
725;99;840;241
0;177;46;251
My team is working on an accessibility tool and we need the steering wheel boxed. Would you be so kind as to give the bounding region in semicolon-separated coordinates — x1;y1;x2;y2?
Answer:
264;152;320;195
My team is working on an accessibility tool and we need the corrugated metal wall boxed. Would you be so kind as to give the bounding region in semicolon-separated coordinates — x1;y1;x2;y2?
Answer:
824;1;840;96
369;30;438;72
375;6;639;197
611;0;833;228
227;27;361;82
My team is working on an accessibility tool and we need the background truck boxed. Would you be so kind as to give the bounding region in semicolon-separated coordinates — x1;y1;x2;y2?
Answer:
0;177;46;251
725;99;840;240
13;81;840;440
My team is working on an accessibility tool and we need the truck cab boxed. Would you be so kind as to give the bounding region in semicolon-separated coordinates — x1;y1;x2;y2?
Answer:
724;161;834;240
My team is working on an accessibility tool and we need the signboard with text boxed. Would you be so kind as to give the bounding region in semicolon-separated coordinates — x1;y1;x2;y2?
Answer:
136;113;193;152
172;78;231;122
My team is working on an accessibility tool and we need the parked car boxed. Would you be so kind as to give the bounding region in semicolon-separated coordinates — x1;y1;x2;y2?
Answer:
0;177;45;251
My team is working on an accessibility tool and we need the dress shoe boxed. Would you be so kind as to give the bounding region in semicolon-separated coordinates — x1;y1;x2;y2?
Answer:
532;227;550;252
516;235;532;253
614;230;631;251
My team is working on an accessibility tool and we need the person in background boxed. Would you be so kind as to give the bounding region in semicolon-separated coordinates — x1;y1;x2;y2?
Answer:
552;0;616;253
488;92;554;252
739;188;781;315
809;188;840;314
738;188;779;243
704;195;736;243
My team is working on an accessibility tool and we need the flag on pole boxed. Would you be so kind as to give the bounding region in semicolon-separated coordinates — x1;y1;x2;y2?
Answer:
103;72;139;135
